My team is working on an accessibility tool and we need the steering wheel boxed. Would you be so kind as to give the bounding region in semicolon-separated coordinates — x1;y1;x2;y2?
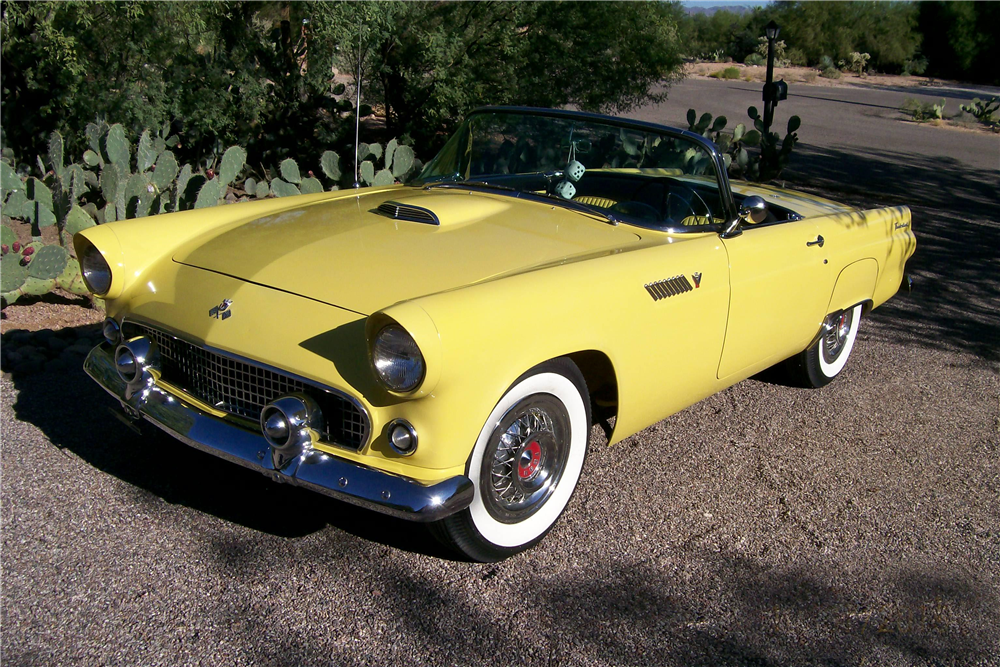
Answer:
665;181;712;224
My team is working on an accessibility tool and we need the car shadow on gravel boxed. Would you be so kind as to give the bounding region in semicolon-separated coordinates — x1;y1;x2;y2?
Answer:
786;145;1000;367
3;334;454;559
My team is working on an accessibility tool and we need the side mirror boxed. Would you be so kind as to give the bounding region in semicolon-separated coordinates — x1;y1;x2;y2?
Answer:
721;195;768;238
740;195;768;224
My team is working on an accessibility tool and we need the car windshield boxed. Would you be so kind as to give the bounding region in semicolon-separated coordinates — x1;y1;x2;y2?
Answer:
414;108;730;231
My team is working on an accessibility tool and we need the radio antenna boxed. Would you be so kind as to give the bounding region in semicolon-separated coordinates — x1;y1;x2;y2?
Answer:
353;18;363;189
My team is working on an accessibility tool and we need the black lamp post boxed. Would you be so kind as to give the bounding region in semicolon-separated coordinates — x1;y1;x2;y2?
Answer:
762;20;787;136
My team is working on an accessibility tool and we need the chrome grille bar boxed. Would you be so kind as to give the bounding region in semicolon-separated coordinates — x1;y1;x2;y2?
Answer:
121;322;369;449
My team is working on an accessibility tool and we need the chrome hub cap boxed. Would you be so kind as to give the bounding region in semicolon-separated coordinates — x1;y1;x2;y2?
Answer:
822;309;854;364
480;395;570;524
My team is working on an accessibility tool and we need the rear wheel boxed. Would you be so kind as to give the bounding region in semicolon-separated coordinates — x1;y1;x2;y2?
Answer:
432;359;590;562
793;304;863;388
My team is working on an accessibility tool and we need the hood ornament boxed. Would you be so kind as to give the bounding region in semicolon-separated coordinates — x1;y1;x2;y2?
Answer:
209;299;233;320
692;272;702;288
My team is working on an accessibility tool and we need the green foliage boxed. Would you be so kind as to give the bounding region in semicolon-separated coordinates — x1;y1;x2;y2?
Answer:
918;2;1000;85
902;56;928;77
820;67;841;80
744;53;766;67
902;98;947;122
849;52;871;77
350;1;685;150
688;107;798;183
960;97;999;124
709;67;742;80
755;38;790;67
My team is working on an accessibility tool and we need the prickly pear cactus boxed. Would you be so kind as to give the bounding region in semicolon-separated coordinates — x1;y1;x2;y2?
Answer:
27;245;70;280
279;159;302;184
391;146;415;179
58;258;89;295
270;178;300;197
219;146;247;187
321;151;341;181
300;177;324;194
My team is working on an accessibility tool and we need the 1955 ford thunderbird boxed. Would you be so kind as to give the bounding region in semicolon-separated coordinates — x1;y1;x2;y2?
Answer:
77;107;915;561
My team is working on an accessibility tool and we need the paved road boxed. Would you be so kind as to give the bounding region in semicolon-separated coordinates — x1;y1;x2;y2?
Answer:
3;80;999;666
629;78;999;217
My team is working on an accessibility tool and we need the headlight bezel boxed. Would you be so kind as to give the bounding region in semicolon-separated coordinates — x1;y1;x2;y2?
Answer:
78;236;113;296
371;323;426;394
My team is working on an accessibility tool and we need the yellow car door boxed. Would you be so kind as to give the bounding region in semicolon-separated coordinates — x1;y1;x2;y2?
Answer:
717;219;836;380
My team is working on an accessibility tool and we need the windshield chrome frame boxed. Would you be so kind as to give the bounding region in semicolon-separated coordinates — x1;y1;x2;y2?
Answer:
417;106;739;232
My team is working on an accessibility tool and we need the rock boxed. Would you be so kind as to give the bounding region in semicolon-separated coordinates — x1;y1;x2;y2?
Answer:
10;330;32;345
47;337;70;352
34;329;56;343
11;359;41;375
45;358;70;373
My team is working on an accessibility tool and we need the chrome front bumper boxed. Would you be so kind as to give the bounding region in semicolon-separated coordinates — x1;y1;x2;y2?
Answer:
84;344;473;522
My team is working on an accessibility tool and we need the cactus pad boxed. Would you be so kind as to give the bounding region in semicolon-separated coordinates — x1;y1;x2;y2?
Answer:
57;258;88;294
360;160;375;185
152;151;179;192
100;165;119;203
137;130;157;172
270;178;300;198
194;179;223;209
254;181;270;199
368;143;383;161
1;252;27;292
372;169;394;187
1;225;15;247
62;207;93;243
300;177;323;194
320;151;341;181
21;276;56;296
27;245;70;280
279;159;302;184
48;131;65;174
105;123;130;167
391;146;415;179
244;177;256;196
219;146;247;187
2;160;22;194
384;139;397;171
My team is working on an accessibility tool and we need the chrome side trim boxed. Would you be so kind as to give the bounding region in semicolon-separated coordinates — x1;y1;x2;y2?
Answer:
644;275;693;301
121;318;372;450
84;344;473;523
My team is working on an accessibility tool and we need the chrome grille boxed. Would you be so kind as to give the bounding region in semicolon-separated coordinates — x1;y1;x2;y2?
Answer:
377;201;439;225
122;322;369;449
644;275;693;301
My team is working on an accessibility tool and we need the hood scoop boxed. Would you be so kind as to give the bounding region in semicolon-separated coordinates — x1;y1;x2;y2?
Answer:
377;201;439;226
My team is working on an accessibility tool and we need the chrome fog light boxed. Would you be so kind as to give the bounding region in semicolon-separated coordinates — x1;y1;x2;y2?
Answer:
114;346;138;383
103;318;121;346
387;419;418;456
114;336;159;385
260;394;325;453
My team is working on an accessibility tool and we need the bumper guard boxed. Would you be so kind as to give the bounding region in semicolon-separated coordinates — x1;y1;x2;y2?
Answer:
84;344;473;522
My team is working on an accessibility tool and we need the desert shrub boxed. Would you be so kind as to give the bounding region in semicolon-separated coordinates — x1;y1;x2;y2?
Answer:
902;56;929;76
818;55;837;71
820;67;841;79
786;48;809;67
802;71;818;83
710;67;741;80
849;52;871;77
745;53;766;67
902;98;946;122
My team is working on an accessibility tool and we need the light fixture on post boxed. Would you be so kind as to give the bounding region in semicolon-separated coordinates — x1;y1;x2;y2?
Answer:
762;20;787;137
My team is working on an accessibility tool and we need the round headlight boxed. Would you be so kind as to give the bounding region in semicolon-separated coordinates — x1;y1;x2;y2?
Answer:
79;239;112;296
372;324;424;392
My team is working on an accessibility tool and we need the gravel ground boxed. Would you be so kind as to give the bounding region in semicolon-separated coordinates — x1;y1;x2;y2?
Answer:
2;168;998;665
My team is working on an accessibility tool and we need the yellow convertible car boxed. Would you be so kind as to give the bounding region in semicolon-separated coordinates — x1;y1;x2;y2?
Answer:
77;107;915;561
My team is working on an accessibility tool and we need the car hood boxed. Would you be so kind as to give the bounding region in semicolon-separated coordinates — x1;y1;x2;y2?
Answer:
173;187;643;314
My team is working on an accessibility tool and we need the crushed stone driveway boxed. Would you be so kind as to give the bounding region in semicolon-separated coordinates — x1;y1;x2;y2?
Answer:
4;87;1000;666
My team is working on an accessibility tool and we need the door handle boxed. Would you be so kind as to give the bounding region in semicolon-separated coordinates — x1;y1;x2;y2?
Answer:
806;235;824;248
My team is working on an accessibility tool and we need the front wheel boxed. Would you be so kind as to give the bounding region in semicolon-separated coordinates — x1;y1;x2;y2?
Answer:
794;304;863;388
432;359;591;562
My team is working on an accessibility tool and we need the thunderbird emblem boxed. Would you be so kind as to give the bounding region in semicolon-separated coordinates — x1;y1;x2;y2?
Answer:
692;272;702;288
209;299;233;320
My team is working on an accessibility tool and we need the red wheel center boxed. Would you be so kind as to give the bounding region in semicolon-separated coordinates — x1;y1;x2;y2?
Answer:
518;441;542;480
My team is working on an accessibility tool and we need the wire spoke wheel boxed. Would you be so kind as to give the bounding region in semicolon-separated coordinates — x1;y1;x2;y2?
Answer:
481;397;570;524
